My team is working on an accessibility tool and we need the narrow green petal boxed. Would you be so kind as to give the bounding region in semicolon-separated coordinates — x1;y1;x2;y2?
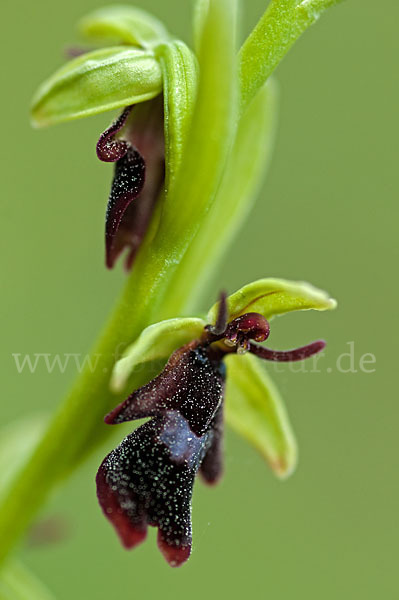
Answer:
0;560;55;600
225;353;297;478
207;278;337;323
31;46;162;127
110;317;206;393
157;41;198;194
79;5;169;48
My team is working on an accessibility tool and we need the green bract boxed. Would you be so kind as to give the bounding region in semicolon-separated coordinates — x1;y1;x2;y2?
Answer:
79;5;170;48
207;278;337;324
31;46;162;127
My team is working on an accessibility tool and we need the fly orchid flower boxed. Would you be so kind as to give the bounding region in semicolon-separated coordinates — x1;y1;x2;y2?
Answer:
96;99;165;269
97;279;336;566
30;6;196;271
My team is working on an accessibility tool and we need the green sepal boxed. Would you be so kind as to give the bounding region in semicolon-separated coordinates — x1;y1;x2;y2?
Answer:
79;5;170;48
110;317;206;393
225;353;297;478
207;278;337;323
31;46;162;127
157;40;198;194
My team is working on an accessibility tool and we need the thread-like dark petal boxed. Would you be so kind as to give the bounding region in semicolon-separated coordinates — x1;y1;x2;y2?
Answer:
199;404;224;485
206;291;228;337
105;342;226;437
96;412;209;567
249;340;326;362
105;147;146;269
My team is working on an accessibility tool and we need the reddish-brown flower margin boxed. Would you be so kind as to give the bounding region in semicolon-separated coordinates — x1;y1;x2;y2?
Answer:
96;293;325;567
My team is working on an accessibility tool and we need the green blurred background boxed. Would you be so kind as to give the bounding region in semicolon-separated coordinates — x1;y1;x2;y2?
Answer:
1;0;398;598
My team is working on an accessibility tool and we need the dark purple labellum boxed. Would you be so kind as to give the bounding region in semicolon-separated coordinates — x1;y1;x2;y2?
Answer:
206;291;228;336
97;106;149;268
105;148;146;269
97;411;211;567
105;341;226;437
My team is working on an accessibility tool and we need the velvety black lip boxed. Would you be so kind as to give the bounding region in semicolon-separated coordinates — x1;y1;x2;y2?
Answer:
104;147;146;269
97;411;210;567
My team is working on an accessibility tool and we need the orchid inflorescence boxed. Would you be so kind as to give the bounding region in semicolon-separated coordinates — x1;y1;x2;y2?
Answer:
0;0;344;582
